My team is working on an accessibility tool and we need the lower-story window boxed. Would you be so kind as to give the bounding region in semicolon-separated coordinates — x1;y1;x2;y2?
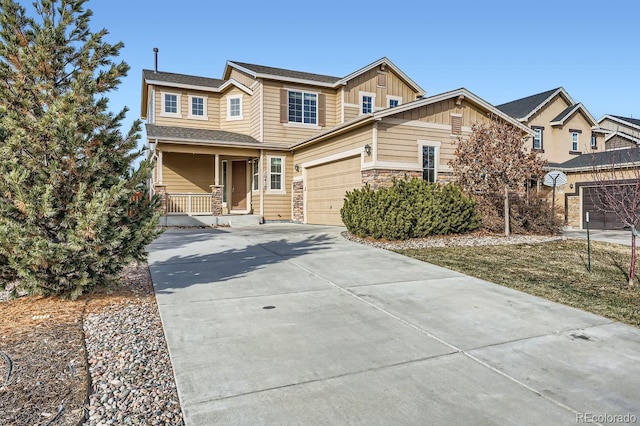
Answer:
252;158;259;191
268;156;285;193
422;146;436;182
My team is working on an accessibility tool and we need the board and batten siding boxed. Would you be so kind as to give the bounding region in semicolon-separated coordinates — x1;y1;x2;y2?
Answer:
343;68;420;108
262;81;338;146
262;151;294;221
153;86;221;129
161;152;215;193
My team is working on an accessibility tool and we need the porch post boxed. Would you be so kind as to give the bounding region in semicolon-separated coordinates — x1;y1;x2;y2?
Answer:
214;154;220;186
210;185;223;217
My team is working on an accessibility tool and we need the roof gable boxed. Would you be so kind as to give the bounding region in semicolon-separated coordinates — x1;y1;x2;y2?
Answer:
550;103;598;127
496;88;574;121
599;114;640;132
335;57;426;96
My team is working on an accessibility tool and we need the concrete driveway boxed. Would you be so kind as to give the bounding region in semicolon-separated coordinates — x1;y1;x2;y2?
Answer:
147;225;640;425
562;228;639;246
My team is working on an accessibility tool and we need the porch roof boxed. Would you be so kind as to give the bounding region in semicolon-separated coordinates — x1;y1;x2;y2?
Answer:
146;125;288;149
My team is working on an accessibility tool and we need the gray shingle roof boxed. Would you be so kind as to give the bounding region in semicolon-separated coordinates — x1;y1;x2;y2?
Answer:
612;115;640;127
557;147;640;170
496;88;561;119
230;61;341;84
142;69;225;88
146;125;259;145
551;104;579;123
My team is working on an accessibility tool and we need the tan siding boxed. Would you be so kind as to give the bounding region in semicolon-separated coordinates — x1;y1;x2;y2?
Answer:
262;81;338;145
249;82;262;140
219;87;251;134
158;142;262;157
262;151;293;221
293;126;373;173
344;68;420;109
154;86;221;129
228;68;255;88
162;152;214;193
344;106;359;122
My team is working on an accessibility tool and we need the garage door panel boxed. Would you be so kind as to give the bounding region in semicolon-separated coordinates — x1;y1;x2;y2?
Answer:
306;156;362;226
582;186;626;230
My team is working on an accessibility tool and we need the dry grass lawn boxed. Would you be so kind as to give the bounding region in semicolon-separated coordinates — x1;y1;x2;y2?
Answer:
396;240;640;327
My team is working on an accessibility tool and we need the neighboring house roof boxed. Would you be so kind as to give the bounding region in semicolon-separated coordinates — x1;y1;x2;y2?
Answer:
598;114;640;131
554;147;640;171
224;57;426;96
146;124;285;150
550;103;598;127
605;131;640;145
495;87;580;122
291;88;533;149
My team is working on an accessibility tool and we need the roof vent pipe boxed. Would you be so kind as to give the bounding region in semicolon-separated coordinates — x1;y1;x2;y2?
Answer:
153;47;159;73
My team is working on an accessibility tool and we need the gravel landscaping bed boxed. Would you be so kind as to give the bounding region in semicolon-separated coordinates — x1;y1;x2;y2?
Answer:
342;231;564;250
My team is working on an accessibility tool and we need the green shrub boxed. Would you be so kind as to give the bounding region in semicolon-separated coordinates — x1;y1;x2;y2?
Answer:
341;179;480;240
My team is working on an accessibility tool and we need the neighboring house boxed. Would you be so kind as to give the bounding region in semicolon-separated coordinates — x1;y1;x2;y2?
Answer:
141;57;532;226
554;148;640;230
598;115;640;150
495;87;605;166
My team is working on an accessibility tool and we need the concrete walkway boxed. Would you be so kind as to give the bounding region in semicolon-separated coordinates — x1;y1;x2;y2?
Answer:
562;228;639;246
148;225;640;425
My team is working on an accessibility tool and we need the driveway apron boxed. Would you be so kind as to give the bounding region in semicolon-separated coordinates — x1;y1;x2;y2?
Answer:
147;225;640;425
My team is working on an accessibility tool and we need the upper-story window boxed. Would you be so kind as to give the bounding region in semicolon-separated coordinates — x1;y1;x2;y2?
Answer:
161;92;181;117
387;95;402;108
288;91;317;125
571;132;579;151
360;92;376;114
227;94;243;120
591;133;597;148
532;126;544;150
188;95;207;119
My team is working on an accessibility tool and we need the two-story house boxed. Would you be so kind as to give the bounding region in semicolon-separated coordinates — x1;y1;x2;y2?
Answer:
141;57;532;226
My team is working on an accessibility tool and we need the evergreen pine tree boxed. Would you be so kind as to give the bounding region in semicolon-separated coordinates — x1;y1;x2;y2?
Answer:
0;0;161;299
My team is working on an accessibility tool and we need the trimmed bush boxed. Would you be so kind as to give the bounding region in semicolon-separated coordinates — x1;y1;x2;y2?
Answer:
341;179;480;240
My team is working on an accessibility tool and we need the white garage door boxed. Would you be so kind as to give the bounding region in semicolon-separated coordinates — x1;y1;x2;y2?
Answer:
306;156;362;226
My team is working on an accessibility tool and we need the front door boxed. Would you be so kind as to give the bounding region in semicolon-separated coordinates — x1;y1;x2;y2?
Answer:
231;161;247;210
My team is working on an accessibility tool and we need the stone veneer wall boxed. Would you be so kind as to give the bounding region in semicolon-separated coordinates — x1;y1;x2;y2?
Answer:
154;185;167;215
210;185;223;216
566;196;581;228
292;180;304;222
361;169;421;190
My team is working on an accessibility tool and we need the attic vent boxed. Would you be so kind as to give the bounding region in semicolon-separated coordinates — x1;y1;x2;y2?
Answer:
451;115;462;135
377;71;387;88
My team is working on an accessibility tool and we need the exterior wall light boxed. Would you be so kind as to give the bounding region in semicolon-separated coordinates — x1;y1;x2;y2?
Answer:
364;144;372;156
294;164;300;172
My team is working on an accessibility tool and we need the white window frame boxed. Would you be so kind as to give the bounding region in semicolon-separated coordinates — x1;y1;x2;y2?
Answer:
252;158;259;192
287;90;318;125
387;95;402;108
533;128;543;150
360;91;376;114
188;95;207;120
227;94;243;121
591;134;597;148
572;132;579;151
267;155;286;194
418;140;441;183
160;92;181;118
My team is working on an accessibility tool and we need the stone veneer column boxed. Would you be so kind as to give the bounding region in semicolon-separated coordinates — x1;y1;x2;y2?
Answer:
210;185;223;216
154;185;167;215
292;180;304;222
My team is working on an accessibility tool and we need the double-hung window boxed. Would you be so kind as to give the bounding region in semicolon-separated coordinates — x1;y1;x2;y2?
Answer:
268;156;285;192
360;92;376;114
288;91;317;124
422;146;436;182
227;94;243;120
162;92;180;117
189;96;206;119
591;133;597;149
532;126;543;150
571;132;579;151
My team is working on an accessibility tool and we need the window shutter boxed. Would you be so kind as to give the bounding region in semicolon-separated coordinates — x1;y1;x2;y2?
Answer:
280;88;288;123
451;116;462;135
318;93;326;127
377;72;387;87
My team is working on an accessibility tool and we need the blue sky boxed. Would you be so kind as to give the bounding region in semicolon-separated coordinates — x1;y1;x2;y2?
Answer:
21;1;640;150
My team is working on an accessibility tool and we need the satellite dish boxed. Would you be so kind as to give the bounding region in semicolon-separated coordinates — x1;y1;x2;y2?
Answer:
544;171;567;187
